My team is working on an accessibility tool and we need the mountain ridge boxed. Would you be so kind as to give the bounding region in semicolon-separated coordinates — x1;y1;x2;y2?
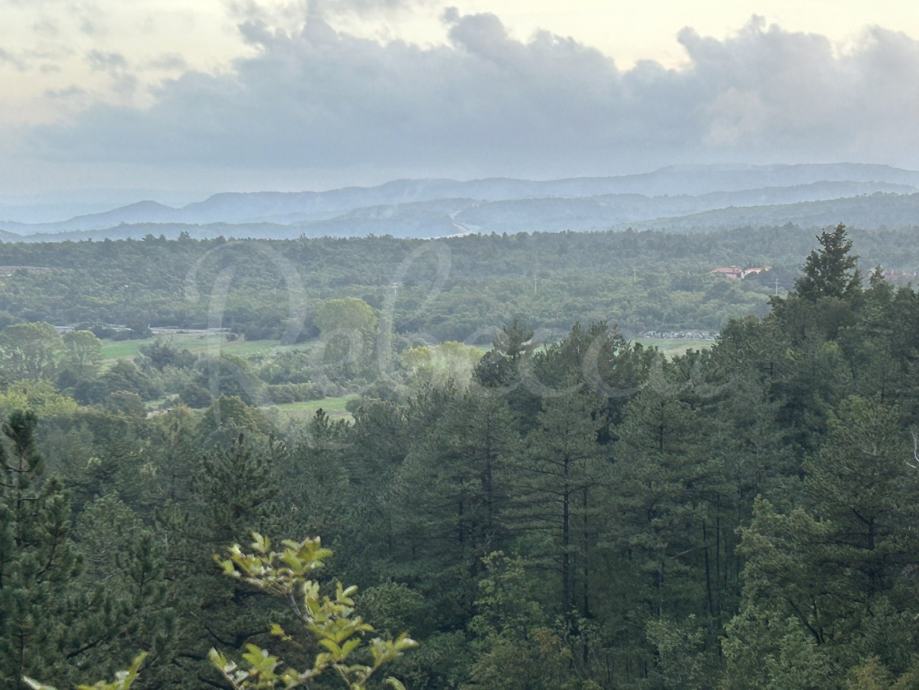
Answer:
3;163;919;241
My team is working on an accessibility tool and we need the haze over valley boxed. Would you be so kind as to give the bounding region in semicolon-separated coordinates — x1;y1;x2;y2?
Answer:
2;163;919;241
2;2;919;689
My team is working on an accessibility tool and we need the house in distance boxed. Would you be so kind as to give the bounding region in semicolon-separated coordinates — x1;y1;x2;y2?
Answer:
710;265;771;280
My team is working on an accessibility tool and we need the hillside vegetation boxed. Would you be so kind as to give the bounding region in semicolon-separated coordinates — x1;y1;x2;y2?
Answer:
1;225;918;689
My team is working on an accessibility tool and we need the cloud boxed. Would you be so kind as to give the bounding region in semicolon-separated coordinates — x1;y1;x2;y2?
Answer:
0;48;26;71
31;17;60;37
228;0;429;21
44;85;88;100
86;49;128;72
146;53;188;71
83;49;136;95
27;12;919;178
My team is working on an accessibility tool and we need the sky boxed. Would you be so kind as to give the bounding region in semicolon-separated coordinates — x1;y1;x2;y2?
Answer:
1;0;919;203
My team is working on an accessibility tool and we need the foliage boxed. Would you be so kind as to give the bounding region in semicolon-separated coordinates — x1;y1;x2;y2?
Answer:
400;342;483;389
0;322;62;383
210;533;417;689
795;224;861;301
6;228;919;689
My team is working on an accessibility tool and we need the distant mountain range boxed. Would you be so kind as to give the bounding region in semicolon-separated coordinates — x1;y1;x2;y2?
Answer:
2;163;919;242
630;192;919;232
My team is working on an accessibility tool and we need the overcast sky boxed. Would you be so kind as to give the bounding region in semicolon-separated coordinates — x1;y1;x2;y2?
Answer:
2;0;919;201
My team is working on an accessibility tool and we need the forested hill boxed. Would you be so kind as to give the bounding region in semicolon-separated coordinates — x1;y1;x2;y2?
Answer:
2;190;917;242
3;163;919;240
2;225;919;340
632;191;919;232
3;225;918;689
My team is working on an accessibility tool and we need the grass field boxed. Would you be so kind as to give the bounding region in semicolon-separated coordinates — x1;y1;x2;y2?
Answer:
103;333;714;363
634;338;714;358
261;396;358;422
101;334;303;362
105;332;711;425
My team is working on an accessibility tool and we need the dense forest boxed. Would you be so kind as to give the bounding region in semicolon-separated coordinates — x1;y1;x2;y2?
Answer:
1;224;919;341
1;225;918;688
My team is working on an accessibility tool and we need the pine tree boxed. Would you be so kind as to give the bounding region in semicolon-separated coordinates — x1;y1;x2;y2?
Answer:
724;397;919;686
604;361;727;681
794;224;861;302
65;495;174;683
467;553;590;690
283;409;352;541
392;391;518;620
0;411;80;688
158;432;282;687
511;388;606;619
339;399;410;578
474;319;538;425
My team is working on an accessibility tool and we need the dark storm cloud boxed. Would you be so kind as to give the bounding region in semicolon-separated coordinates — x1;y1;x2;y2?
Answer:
27;12;919;176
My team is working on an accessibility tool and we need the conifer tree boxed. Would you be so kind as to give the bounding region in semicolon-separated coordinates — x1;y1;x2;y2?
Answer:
393;392;518;619
0;411;79;687
512;388;606;619
158;431;282;687
794;224;861;301
283;409;352;542
724;397;919;686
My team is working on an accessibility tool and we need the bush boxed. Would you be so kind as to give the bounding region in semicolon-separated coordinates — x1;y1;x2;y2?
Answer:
261;383;324;404
179;383;213;409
